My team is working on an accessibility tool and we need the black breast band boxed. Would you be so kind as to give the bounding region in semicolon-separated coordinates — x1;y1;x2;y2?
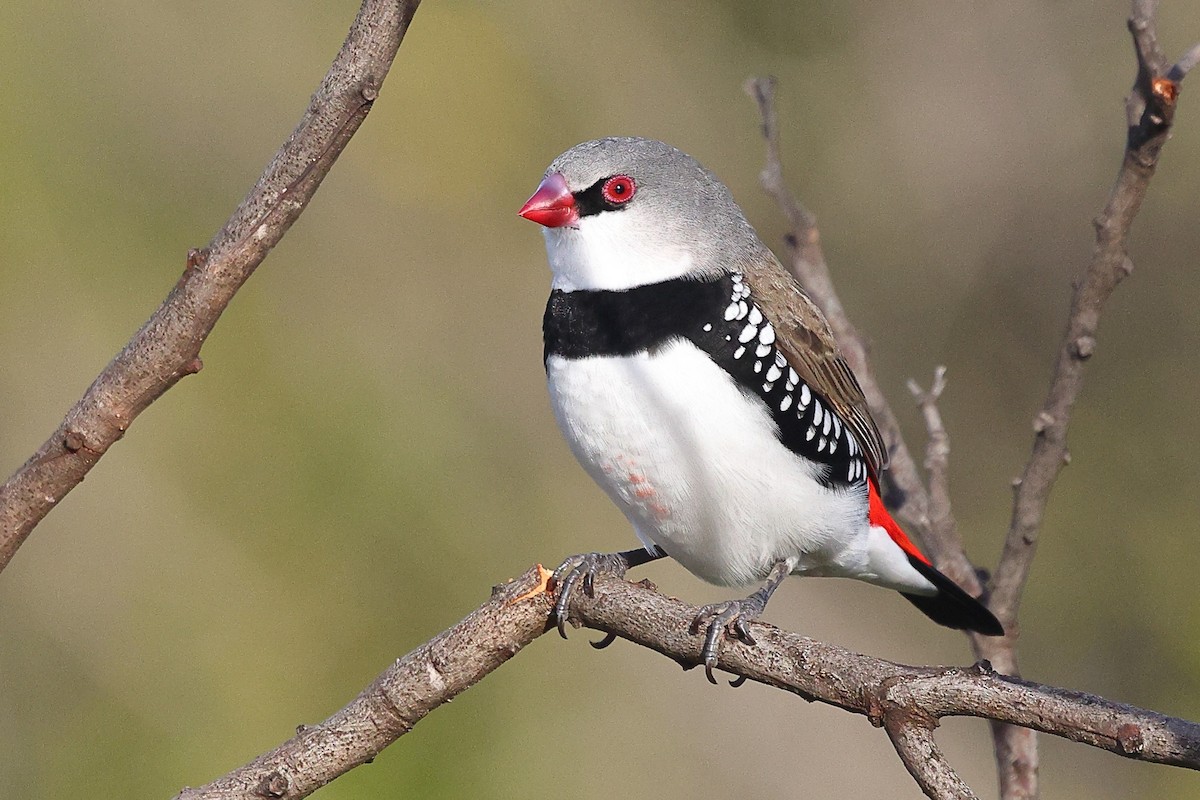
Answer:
543;274;867;488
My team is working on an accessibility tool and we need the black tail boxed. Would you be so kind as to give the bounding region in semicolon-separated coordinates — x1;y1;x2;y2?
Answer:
900;555;1004;636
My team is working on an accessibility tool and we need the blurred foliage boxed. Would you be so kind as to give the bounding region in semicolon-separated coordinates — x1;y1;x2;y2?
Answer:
1;1;1199;798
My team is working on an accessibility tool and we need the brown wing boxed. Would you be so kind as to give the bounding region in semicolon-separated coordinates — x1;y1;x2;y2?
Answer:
738;249;890;475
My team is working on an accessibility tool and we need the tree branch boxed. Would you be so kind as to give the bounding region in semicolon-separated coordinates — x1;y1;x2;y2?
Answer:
907;367;961;588
0;0;423;575
885;719;980;800
744;4;1199;797
977;10;1200;786
10;4;1191;799
173;567;553;800
990;0;1198;627
172;568;1200;799
743;75;980;594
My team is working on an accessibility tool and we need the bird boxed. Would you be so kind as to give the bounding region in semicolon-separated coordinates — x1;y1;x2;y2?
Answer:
518;137;1002;682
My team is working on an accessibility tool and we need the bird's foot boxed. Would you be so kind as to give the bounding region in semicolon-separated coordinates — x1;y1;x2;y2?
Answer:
689;593;770;686
550;549;654;644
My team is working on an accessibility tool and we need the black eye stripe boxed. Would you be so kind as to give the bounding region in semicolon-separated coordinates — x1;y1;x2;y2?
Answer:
574;174;636;217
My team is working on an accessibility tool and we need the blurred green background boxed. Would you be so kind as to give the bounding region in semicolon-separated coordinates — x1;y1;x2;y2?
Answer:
1;1;1198;797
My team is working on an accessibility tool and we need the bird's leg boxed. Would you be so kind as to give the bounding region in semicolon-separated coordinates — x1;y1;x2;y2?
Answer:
690;560;791;685
550;546;666;641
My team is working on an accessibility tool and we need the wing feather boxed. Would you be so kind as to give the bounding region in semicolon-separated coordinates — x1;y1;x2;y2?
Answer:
737;249;890;474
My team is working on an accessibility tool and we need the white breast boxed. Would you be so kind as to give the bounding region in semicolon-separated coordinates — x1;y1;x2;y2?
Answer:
546;340;870;587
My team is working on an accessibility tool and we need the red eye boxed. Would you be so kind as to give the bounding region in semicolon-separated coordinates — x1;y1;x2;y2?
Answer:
601;175;637;205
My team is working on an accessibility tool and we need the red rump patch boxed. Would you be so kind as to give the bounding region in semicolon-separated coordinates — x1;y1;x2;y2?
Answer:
867;480;931;566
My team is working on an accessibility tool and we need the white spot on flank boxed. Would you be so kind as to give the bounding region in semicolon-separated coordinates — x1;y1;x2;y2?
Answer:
739;323;758;343
831;416;842;438
748;306;763;325
829;438;837;454
733;346;746;359
736;301;749;320
754;360;763;373
812;403;823;426
725;335;732;341
822;413;833;436
765;364;782;382
780;394;793;411
800;384;811;407
818;436;827;452
759;324;776;345
755;342;771;358
789;368;799;384
806;426;816;441
762;382;774;393
775;352;787;368
724;303;739;321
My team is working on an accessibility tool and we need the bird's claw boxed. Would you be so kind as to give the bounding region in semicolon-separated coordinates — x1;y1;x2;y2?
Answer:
549;552;630;639
589;631;618;649
690;597;766;686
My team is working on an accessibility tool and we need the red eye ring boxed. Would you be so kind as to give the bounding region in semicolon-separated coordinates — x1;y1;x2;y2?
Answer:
601;174;637;205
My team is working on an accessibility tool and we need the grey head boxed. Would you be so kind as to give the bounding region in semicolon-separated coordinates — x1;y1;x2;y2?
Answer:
521;137;770;291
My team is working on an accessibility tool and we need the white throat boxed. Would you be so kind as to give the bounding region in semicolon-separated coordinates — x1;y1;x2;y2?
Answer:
543;213;697;292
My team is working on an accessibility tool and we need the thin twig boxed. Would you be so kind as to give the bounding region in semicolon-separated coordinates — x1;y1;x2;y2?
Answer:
990;1;1200;628
907;368;971;589
742;73;1028;798
745;4;1200;796
1170;43;1200;81
742;76;981;593
173;569;1200;799
0;0;423;575
977;13;1200;792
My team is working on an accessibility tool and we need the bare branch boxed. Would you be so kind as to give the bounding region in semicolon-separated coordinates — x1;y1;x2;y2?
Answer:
747;3;1199;794
0;0;423;575
173;570;1200;799
907;368;971;589
173;566;553;800
742;77;980;596
990;4;1199;629
977;10;1200;788
743;76;818;251
575;578;1200;766
987;722;1040;800
1169;43;1200;81
743;71;1042;795
885;719;980;800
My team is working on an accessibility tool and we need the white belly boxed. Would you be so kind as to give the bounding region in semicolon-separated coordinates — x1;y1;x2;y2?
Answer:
546;340;869;587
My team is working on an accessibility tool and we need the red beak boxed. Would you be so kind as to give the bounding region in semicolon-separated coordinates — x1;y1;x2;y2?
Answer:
518;172;578;228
